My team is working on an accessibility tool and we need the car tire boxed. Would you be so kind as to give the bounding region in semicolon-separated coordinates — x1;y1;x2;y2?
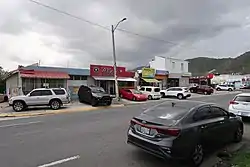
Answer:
216;88;221;91
106;101;112;106
177;94;184;100
190;89;194;93
4;96;8;102
160;92;165;98
132;97;136;101
13;101;25;112
50;100;61;110
234;125;243;143
91;98;98;107
228;88;233;91
148;95;152;100
190;143;204;167
120;94;123;98
204;91;208;95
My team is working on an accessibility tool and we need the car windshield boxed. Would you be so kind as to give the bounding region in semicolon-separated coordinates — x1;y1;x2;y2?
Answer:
91;87;106;93
131;90;142;94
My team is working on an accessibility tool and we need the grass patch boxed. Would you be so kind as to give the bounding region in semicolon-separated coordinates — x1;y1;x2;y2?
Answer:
231;151;250;167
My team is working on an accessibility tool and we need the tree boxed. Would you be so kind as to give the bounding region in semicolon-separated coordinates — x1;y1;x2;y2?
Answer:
0;66;8;93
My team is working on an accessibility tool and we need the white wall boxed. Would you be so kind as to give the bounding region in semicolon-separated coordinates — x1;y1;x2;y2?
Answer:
87;76;95;86
149;56;189;74
6;73;22;97
149;56;166;70
166;57;189;73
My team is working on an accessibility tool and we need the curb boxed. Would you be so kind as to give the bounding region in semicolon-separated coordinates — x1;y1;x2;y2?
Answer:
0;104;125;118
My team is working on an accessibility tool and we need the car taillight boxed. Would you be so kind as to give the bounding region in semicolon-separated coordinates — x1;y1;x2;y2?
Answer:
229;101;238;105
156;128;181;137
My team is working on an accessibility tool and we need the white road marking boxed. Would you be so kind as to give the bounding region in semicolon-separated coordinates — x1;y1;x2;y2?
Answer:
0;121;42;128
38;155;80;167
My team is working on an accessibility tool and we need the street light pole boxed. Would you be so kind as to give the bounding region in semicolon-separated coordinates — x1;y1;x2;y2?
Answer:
111;18;127;101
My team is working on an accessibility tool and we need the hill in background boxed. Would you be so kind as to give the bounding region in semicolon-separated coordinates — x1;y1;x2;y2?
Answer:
186;51;250;76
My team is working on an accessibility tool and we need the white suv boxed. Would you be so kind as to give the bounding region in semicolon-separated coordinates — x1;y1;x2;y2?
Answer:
139;86;161;100
216;84;234;91
9;88;71;112
160;87;191;99
229;93;250;117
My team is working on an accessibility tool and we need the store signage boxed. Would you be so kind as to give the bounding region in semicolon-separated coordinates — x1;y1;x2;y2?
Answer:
156;70;169;75
142;68;155;78
90;64;134;77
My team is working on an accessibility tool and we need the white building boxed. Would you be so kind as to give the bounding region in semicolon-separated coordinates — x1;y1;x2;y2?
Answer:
149;56;191;87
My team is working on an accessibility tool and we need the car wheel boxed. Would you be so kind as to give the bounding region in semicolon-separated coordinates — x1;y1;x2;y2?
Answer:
132;97;136;101
120;94;123;98
13;101;25;112
148;95;152;100
190;143;204;167
190;89;194;93
216;88;221;91
4;96;8;102
204;91;208;95
160;92;165;98
234;126;243;143
177;94;184;100
50;100;61;110
91;98;98;107
228;88;233;91
106;101;112;106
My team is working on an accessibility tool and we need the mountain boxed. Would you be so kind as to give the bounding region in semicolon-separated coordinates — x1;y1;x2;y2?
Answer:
186;51;250;76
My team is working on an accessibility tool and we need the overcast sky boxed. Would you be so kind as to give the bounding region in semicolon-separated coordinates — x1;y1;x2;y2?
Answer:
1;0;250;71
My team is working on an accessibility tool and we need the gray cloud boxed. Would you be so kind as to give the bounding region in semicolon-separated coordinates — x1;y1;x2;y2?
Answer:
1;0;250;70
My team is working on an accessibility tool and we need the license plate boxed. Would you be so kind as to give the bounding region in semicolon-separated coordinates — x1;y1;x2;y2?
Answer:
140;126;150;135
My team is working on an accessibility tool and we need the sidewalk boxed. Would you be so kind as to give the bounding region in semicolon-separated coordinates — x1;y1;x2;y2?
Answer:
0;102;9;109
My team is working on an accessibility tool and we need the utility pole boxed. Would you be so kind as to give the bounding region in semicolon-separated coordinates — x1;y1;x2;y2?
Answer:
111;18;127;101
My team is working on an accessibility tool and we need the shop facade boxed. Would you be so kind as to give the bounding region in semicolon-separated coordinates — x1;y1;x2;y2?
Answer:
138;68;161;88
90;64;136;95
189;73;214;86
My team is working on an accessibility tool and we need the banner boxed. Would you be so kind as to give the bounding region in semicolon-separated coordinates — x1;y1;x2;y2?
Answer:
142;68;155;78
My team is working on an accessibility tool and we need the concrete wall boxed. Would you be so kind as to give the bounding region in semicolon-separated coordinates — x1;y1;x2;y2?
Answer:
149;56;166;70
179;77;190;87
166;57;189;74
6;73;22;97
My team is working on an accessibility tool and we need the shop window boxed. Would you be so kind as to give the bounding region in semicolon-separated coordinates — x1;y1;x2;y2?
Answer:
74;75;81;80
81;76;87;80
70;75;74;80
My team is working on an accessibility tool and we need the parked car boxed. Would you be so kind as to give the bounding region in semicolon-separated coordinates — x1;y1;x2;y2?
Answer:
139;86;161;100
127;101;243;166
0;93;8;103
229;93;250;117
119;89;148;101
160;87;191;99
216;84;234;91
78;85;112;106
8;88;70;112
189;85;214;95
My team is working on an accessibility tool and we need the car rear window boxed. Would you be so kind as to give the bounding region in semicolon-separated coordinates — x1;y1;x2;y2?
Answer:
154;88;160;92
143;101;196;120
234;96;250;102
53;89;66;95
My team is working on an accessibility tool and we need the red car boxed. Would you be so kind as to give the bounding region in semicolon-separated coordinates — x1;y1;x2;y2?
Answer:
119;89;148;101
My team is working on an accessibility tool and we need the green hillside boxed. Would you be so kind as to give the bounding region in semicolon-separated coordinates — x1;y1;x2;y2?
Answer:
187;51;250;76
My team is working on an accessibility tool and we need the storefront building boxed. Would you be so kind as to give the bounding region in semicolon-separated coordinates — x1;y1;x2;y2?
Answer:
137;68;161;87
149;56;191;88
89;64;136;95
189;73;214;86
5;65;90;99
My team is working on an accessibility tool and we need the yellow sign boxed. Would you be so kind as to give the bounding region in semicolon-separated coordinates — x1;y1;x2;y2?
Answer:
142;68;155;78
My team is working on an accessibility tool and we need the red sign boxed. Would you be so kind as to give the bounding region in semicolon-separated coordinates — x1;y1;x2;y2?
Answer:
90;64;134;77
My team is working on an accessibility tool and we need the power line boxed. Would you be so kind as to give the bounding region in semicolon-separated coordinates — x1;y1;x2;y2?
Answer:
28;0;218;56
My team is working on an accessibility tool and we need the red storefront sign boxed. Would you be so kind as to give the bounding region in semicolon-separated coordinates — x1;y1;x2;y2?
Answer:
90;64;134;77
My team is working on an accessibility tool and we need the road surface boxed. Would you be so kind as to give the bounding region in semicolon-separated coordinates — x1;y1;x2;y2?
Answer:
0;93;249;167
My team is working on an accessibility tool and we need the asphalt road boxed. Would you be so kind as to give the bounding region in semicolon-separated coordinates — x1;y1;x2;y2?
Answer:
0;93;249;167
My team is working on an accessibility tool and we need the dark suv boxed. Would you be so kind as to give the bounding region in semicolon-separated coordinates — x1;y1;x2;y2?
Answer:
189;85;214;95
78;85;112;106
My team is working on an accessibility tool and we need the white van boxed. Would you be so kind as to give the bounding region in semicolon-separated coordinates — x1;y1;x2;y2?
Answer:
139;86;161;100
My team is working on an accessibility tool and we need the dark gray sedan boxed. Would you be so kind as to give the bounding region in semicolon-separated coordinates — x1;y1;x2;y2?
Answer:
127;101;243;166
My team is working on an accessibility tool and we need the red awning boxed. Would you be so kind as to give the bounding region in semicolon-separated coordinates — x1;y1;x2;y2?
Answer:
20;70;70;79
